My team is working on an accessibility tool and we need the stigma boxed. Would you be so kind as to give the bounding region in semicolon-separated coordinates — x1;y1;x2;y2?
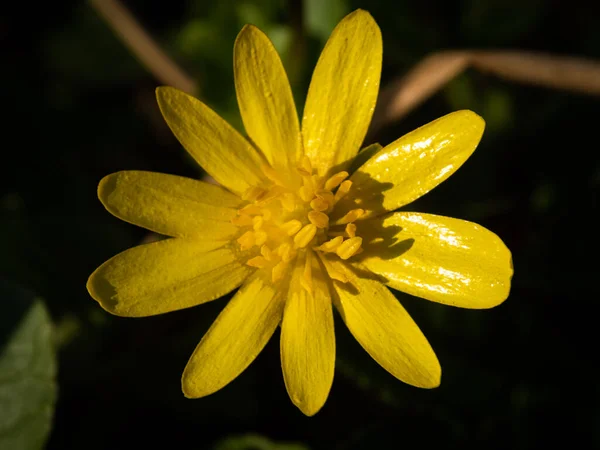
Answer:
231;156;364;289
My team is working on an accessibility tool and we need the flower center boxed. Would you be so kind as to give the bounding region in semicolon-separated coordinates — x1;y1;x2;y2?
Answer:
231;156;365;288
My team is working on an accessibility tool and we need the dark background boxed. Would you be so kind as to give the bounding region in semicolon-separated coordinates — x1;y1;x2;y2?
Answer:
2;0;599;448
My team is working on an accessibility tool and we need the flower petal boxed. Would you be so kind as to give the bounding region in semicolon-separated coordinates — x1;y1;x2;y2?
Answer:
280;251;335;416
234;25;302;171
331;267;440;388
87;238;252;317
357;212;513;308
98;171;242;239
337;110;485;219
182;272;284;398
156;86;268;196
302;9;382;177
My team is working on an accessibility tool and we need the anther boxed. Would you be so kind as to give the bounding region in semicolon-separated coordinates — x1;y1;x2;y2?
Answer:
231;214;253;227
294;224;317;248
310;197;329;212
345;223;357;238
281;219;302;236
246;256;268;268
314;236;343;252
335;237;363;260
334;180;352;202
325;171;349;191
308;210;329;228
338;208;364;224
237;231;255;250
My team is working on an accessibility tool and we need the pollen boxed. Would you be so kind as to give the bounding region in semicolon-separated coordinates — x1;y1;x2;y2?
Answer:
231;159;366;291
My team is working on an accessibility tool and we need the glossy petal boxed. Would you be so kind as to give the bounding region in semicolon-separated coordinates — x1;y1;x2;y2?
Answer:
331;267;441;388
156;86;268;196
281;251;335;416
234;25;302;171
87;238;252;317
336;110;485;219
182;273;284;398
98;171;241;239
302;9;382;177
357;212;513;308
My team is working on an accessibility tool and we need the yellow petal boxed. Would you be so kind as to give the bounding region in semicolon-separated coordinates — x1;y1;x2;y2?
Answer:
302;10;382;177
234;25;302;171
182;272;284;398
337;110;485;219
98;171;241;239
87;238;252;317
156;86;268;196
358;212;513;308
281;251;335;416
332;272;440;388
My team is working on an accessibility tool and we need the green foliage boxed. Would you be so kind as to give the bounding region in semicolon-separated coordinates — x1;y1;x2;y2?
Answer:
0;281;57;450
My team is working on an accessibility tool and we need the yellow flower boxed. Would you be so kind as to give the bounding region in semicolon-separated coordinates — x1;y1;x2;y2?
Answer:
87;10;513;416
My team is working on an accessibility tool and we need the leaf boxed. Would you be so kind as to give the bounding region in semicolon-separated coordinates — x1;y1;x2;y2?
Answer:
0;280;57;450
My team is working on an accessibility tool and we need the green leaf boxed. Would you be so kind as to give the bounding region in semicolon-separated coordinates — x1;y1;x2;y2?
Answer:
0;280;57;450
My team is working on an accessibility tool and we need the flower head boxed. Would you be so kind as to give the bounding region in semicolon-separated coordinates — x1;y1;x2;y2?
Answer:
87;10;513;416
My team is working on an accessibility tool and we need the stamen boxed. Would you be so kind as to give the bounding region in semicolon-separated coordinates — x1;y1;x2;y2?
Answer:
294;224;317;248
272;261;287;283
277;242;296;262
231;214;253;227
252;216;264;230
325;171;349;191
334;180;352;202
260;245;273;261
240;204;263;216
315;190;335;206
314;236;343;252
308;210;329;229
299;185;314;203
246;256;268;268
281;219;302;236
338;208;365;224
345;223;357;238
310;197;329;212
281;193;296;212
335;237;363;260
237;231;255;250
254;230;268;246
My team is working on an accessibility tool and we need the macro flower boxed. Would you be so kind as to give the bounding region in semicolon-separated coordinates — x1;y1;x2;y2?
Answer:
87;9;513;416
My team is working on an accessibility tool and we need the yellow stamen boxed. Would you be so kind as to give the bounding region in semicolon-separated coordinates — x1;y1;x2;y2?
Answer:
338;208;364;224
261;208;272;221
308;210;329;229
254;230;268;246
314;236;343;252
231;214;253;227
281;219;302;236
325;171;349;191
334;180;352;202
252;215;264;230
310;197;329;212
277;242;296;262
272;261;287;283
345;223;357;238
335;237;363;260
237;231;255;250
298;185;314;203
246;256;268;268
315;189;335;206
281;193;296;212
260;245;273;261
294;224;317;248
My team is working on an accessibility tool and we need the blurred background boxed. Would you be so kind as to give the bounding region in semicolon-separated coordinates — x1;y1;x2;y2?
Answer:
2;0;599;449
